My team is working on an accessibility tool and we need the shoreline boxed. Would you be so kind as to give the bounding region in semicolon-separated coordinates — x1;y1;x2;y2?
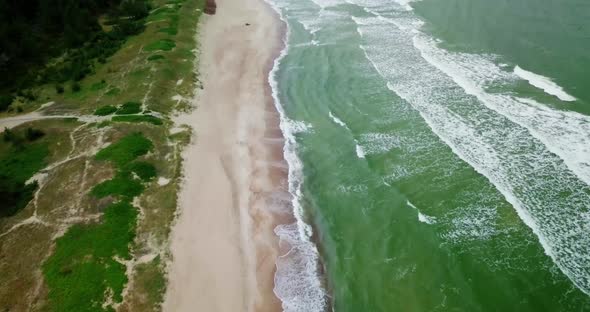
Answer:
163;0;287;310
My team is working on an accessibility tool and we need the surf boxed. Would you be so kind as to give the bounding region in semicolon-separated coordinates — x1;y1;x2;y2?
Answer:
264;1;329;311
350;3;590;295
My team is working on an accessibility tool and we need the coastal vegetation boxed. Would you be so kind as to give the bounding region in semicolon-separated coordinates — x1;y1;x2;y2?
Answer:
0;0;205;309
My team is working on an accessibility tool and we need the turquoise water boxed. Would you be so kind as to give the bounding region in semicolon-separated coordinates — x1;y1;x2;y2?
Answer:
266;0;590;310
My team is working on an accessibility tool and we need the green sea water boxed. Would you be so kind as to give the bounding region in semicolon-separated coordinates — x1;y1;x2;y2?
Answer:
267;0;590;311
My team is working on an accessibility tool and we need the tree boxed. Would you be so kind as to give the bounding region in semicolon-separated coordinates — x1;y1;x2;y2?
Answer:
0;94;13;111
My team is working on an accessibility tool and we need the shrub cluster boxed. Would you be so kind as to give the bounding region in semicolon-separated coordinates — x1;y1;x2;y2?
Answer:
0;128;48;217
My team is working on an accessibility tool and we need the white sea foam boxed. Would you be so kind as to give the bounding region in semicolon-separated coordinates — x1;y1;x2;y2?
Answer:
359;133;402;154
290;120;313;134
355;144;366;158
328;111;347;127
337;183;368;193
352;9;590;294
392;0;416;11
411;35;590;186
418;213;436;225
442;205;498;242
514;65;576;102
264;1;327;310
407;201;436;224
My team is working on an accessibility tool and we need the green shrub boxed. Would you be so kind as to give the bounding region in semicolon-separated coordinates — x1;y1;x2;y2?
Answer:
94;105;117;116
22;90;37;101
55;85;65;94
71;81;81;92
0;180;38;217
91;172;144;198
0;142;48;217
3;128;14;142
116;101;142;115
123;161;157;181
147;54;165;61
25;128;45;141
112;115;163;125
0;95;14;112
95;132;153;167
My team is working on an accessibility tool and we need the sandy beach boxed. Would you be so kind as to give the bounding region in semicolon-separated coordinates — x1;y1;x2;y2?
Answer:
163;0;287;310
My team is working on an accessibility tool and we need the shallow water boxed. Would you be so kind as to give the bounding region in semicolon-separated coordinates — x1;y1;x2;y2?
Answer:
266;0;590;310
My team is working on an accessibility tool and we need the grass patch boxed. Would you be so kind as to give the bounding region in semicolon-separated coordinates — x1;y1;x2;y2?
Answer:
112;115;163;125
94;105;117;116
115;101;142;115
144;39;176;52
147;7;178;21
147;54;165;61
91;172;144;199
131;257;166;309
95;132;153;168
105;87;121;96
43;201;138;311
0;139;48;217
159;27;178;35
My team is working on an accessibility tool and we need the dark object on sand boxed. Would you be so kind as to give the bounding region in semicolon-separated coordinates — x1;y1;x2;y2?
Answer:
204;0;217;14
245;23;251;26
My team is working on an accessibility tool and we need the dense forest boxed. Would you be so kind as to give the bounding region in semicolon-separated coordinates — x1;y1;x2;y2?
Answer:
0;0;150;111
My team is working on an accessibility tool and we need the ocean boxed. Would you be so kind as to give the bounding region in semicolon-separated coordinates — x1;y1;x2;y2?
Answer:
265;0;590;310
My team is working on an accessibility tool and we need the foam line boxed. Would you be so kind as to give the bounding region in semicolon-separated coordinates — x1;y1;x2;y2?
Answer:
514;65;577;102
